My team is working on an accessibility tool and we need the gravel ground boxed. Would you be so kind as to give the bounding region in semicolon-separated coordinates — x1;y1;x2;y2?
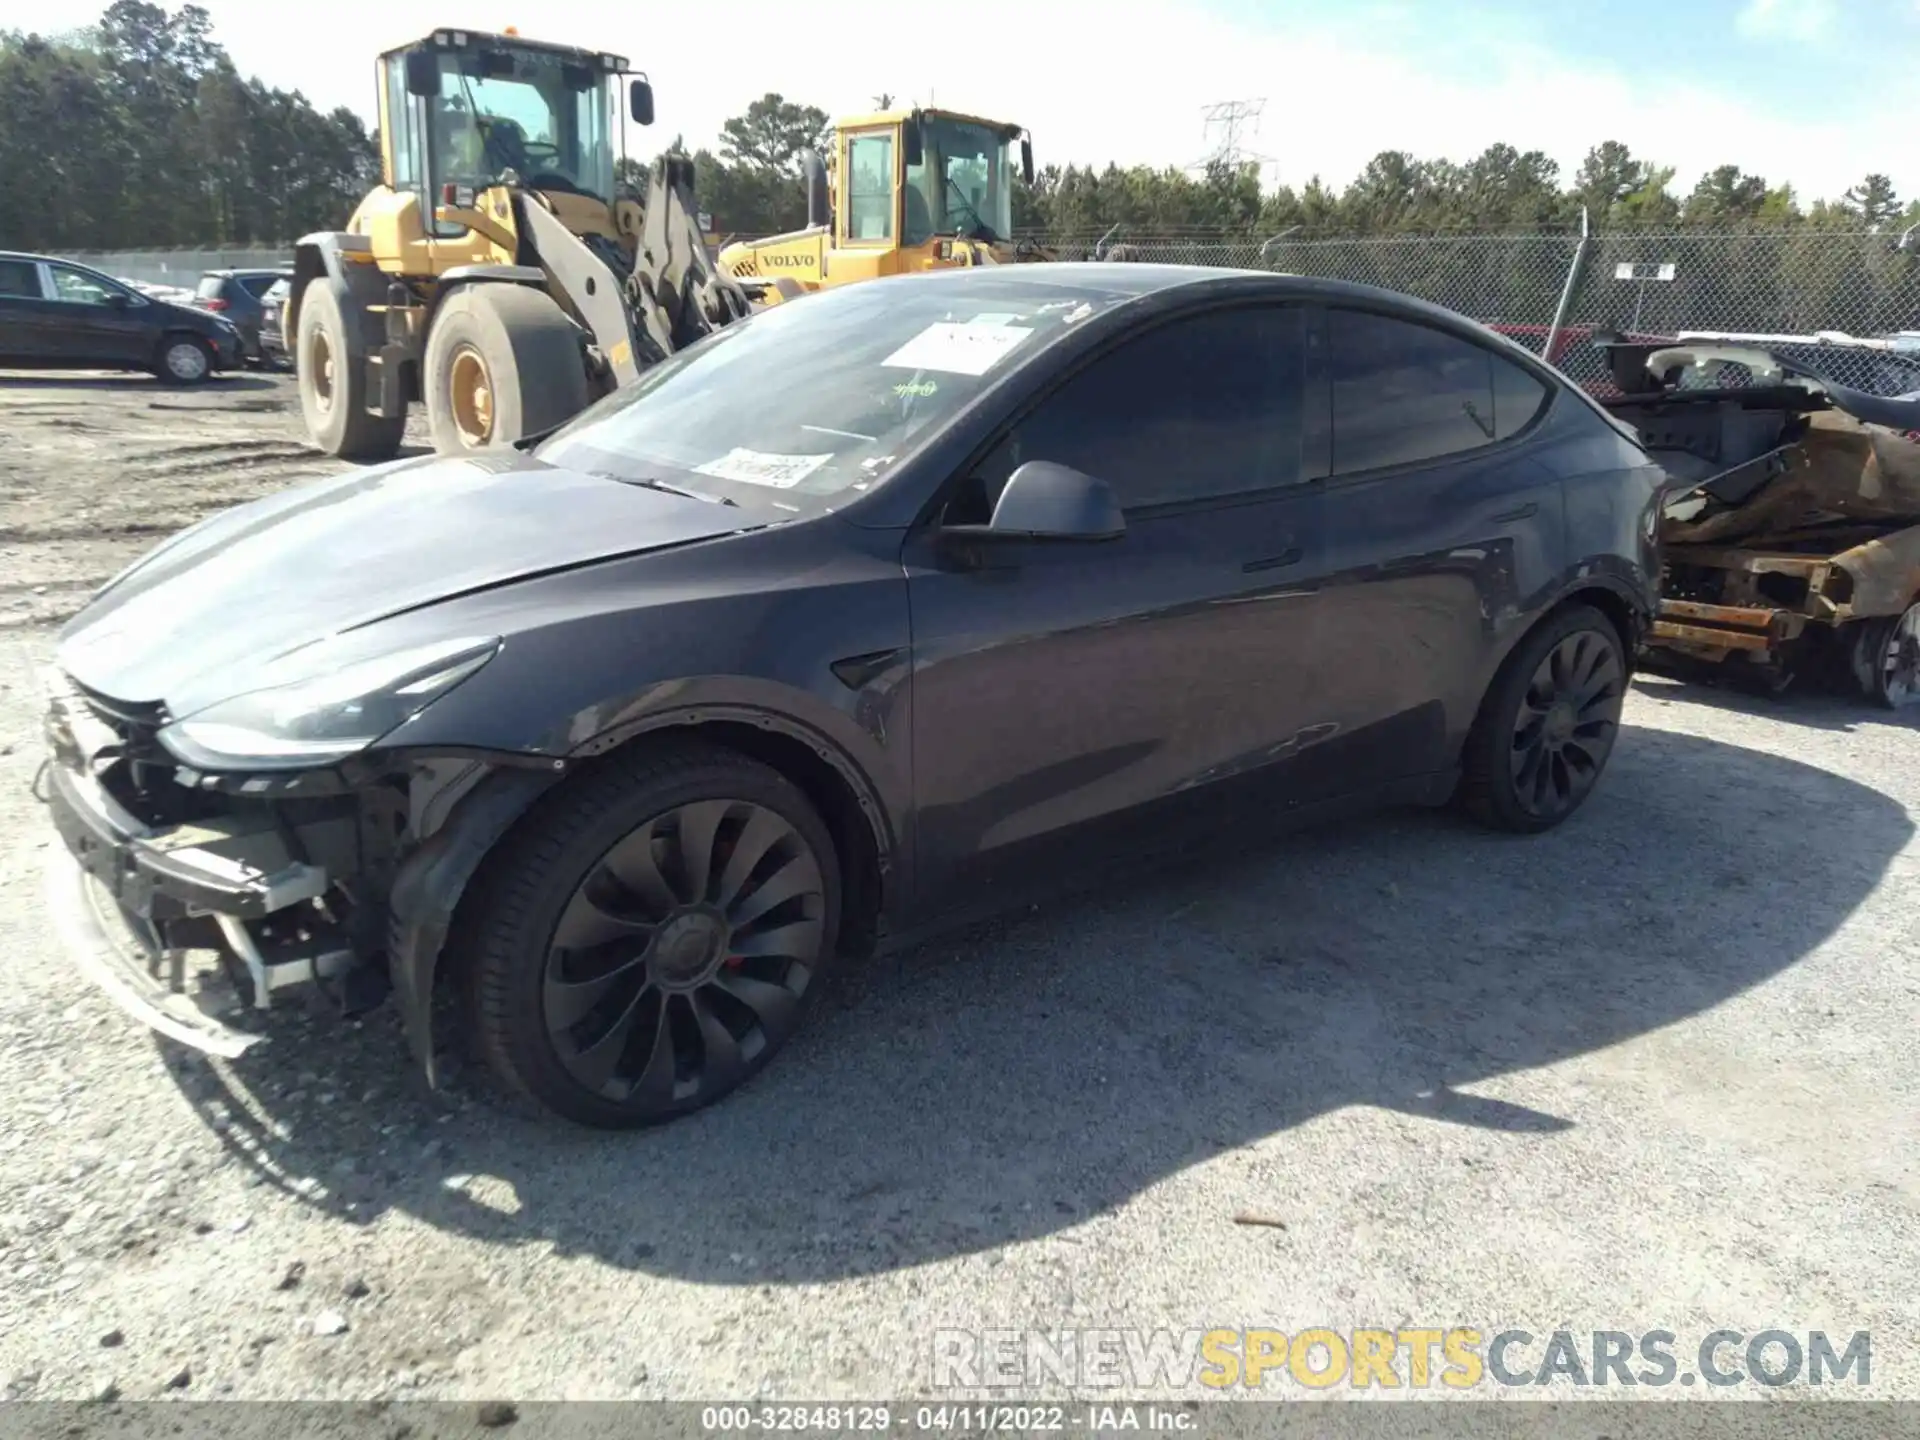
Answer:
0;374;1916;1406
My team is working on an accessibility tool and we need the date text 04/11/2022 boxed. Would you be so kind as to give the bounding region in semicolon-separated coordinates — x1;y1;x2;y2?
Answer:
698;1404;1199;1432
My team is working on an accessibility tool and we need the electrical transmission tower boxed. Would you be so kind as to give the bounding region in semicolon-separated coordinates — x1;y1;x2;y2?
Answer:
1189;98;1270;173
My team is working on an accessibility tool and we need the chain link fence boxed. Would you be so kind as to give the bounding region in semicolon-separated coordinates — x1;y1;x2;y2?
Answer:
74;229;1920;394
66;246;292;292
1032;225;1920;397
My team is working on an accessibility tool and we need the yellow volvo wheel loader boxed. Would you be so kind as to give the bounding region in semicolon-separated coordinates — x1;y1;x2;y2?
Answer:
289;27;751;460
718;108;1052;303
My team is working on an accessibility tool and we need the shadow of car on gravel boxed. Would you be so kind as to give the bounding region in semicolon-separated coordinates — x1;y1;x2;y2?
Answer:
158;721;1911;1282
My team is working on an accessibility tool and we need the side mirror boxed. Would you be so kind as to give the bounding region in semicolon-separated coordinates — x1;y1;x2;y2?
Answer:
961;461;1126;542
404;49;439;98
1020;136;1034;187
629;77;654;125
903;114;923;168
103;291;131;309
800;148;831;229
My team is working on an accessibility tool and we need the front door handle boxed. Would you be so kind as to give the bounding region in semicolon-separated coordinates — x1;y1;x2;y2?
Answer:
1491;502;1538;524
1242;547;1303;574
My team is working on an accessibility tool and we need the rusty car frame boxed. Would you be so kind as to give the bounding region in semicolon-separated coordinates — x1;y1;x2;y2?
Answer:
1593;335;1920;706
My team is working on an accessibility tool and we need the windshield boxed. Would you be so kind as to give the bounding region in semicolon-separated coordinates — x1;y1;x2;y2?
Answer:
904;116;1015;245
428;46;614;201
536;275;1126;511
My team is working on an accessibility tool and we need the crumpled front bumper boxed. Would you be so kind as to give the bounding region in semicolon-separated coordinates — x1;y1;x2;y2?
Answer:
41;842;262;1059
43;743;328;921
39;683;334;1057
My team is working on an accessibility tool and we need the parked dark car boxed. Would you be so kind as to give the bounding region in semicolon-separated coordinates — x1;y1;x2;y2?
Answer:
0;251;244;382
40;265;1664;1129
193;267;293;363
257;276;292;370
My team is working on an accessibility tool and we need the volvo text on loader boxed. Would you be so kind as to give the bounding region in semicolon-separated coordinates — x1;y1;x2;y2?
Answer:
289;27;751;459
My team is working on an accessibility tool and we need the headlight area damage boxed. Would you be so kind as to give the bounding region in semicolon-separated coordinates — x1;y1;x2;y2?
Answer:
1597;338;1920;706
39;636;558;1078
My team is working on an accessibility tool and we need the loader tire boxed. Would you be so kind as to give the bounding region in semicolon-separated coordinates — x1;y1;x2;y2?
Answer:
296;279;404;462
425;283;590;455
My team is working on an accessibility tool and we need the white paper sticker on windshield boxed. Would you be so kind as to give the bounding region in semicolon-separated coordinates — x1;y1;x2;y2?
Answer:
882;321;1034;377
693;447;831;489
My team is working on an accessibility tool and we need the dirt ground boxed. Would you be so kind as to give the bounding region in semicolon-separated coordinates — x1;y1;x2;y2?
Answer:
0;373;1917;1406
0;372;426;627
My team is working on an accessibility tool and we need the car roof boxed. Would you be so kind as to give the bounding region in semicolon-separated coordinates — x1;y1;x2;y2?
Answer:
893;262;1568;369
895;261;1531;331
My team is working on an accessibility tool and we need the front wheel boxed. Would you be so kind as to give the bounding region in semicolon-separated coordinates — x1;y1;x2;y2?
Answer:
423;283;589;455
462;741;841;1129
1457;604;1627;833
154;334;212;385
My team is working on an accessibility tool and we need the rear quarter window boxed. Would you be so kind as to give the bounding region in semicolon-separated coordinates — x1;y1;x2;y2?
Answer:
1493;354;1551;439
1328;309;1553;473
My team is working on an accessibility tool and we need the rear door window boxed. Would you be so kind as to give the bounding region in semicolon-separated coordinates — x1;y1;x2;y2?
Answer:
0;259;42;298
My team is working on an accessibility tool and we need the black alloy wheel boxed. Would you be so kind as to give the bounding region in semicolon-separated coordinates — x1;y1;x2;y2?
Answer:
543;799;825;1102
1508;629;1624;822
1459;603;1626;833
465;743;840;1129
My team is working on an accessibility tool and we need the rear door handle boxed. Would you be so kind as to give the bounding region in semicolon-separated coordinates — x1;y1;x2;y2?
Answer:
1491;502;1538;523
1242;547;1303;573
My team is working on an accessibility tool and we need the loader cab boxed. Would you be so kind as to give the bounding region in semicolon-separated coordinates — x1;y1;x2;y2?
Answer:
834;109;1031;261
380;29;625;241
714;106;1032;296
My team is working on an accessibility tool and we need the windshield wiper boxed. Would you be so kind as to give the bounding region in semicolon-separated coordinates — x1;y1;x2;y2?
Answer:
945;176;1000;244
610;474;738;507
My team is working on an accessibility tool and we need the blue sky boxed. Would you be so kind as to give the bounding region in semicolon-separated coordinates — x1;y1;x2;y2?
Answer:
8;0;1917;206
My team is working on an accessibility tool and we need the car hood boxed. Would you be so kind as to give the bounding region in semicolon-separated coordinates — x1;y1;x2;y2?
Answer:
58;450;752;712
159;297;233;335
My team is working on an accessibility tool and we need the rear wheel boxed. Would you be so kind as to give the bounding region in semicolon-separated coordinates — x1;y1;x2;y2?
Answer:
424;284;589;455
1458;604;1627;833
296;278;405;461
462;741;841;1129
154;334;212;385
1853;600;1920;709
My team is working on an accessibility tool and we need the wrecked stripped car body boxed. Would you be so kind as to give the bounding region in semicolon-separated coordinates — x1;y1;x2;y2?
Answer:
1597;338;1920;705
41;264;1664;1129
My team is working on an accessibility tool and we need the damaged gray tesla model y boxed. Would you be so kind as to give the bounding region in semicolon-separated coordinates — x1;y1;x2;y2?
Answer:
40;264;1665;1128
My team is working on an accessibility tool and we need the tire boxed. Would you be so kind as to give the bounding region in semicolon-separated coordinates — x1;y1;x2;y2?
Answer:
1851;600;1920;709
1457;603;1627;834
460;739;842;1130
295;278;405;461
424;283;589;455
153;333;212;385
